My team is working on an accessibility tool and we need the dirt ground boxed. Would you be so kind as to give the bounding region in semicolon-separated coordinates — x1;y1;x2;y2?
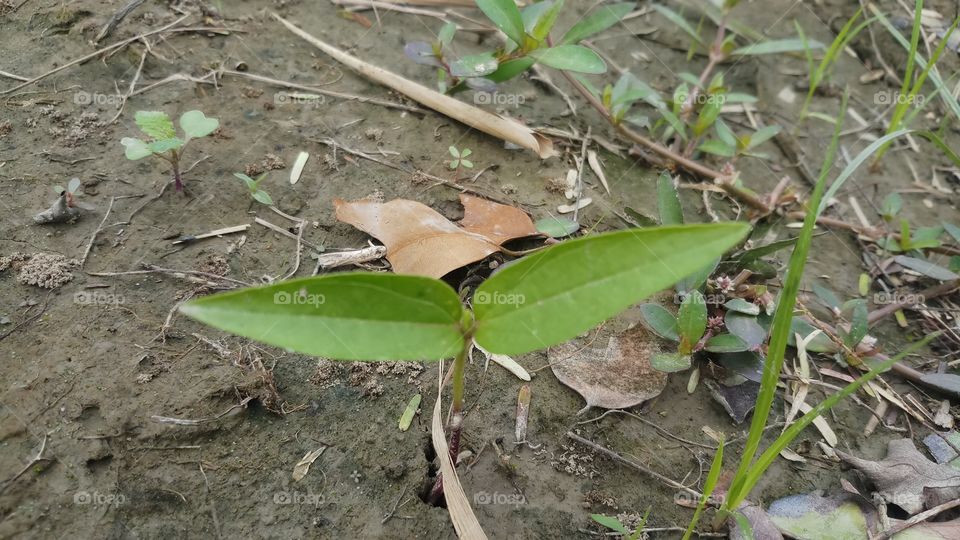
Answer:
1;0;958;538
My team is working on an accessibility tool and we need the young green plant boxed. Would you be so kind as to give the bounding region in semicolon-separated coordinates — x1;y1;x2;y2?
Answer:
233;172;273;206
447;145;474;180
180;222;750;499
121;110;219;192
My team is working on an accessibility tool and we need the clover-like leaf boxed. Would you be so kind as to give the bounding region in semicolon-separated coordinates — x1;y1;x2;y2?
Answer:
121;137;153;160
179;110;219;139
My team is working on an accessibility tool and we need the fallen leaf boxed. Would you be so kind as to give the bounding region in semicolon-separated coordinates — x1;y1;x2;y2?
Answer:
837;438;960;514
922;431;960;470
290;151;309;184
706;379;760;425
292;446;327;481
457;194;538;244
535;216;580;238
586;150;610;194
515;385;531;443
475;343;530;381
335;197;536;278
730;502;783;540
558;198;591;214
767;492;877;540
398;393;421;432
548;324;667;413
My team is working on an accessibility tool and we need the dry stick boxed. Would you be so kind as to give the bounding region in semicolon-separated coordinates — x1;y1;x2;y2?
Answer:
0;434;52;494
566;432;702;499
152;397;254;426
219;70;423;113
867;279;960;324
198;461;223;540
88;265;250;288
786;212;960;256
557;69;771;213
0;69;28;82
254;217;324;252
1;15;190;95
875;498;960;540
95;0;149;43
80;194;143;268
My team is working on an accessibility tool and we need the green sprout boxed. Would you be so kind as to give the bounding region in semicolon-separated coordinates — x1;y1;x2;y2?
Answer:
448;145;474;180
233;172;273;206
121;110;219;192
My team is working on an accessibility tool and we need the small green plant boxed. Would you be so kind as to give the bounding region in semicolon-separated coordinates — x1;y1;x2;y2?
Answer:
121;110;219;192
181;222;750;501
53;177;83;208
591;509;649;539
404;0;633;93
233;172;273;206
447;145;474;179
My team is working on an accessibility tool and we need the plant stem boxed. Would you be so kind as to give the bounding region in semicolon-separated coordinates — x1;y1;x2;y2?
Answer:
558;70;770;213
447;337;469;462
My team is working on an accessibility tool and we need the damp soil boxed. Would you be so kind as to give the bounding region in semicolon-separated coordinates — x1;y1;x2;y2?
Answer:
1;0;958;538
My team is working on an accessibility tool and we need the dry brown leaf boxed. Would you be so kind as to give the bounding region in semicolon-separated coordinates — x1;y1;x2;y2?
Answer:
548;324;667;413
335;196;537;278
458;194;538;244
837;438;960;515
335;198;498;278
292;446;326;482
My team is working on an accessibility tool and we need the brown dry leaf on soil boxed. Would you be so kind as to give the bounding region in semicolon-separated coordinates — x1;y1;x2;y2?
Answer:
837;438;960;515
548;324;667;413
334;194;538;278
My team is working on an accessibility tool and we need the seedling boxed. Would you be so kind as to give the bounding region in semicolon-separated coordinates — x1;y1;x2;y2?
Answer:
591;509;648;539
180;222;750;502
54;178;83;209
233;172;274;206
447;145;474;180
405;0;634;93
121;110;219;192
34;177;89;224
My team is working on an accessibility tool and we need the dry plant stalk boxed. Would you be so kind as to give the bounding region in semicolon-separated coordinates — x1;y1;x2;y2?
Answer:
270;12;556;159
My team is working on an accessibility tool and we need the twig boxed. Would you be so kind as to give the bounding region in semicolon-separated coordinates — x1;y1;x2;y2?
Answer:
254;217;324;252
198;461;222;540
95;0;149;43
867;279;960;324
0;69;28;82
88;264;250;287
0;434;53;494
566;432;702;499
151;397;254;426
81;194;143;268
876;498;960;540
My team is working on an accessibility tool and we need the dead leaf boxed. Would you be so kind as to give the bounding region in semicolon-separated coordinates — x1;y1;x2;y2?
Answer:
457;194;538;244
837;438;960;515
705;379;759;425
292;446;326;481
731;502;783;540
548;324;667;413
586;150;610;194
335;197;535;278
767;492;878;540
515;385;531;443
558;198;591;214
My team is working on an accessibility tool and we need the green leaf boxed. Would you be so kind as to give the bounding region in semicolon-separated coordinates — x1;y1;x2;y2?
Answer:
449;53;499;77
121;137;153;160
590;514;628;534
678;290;708;345
894;255;959;280
179;110;219;139
725;312;767;349
233;172;256;189
812;281;841;310
639;303;679;341
657;171;683;225
476;0;526;46
651;4;705;47
699;139;736;157
438;22;456;46
881;193;902;219
788;317;838;353
683;437;724;540
748;125;782;148
535;216;580;238
448;146;460;158
68;178;81;193
530;0;564;41
724;298;760;316
528;45;606;73
180;273;465;361
485;57;535;82
693;98;723;137
147;137;185;154
733;37;822;56
398;393;421;431
559;2;634;45
651;352;692;373
473;223;751;355
944;222;960;243
460;159;473;168
705;334;750;353
252;190;274;206
677;258;719;295
134;110;175;140
844;299;868;348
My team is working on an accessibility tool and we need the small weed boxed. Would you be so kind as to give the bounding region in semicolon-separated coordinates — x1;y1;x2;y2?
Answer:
233;172;273;206
121;110;219;192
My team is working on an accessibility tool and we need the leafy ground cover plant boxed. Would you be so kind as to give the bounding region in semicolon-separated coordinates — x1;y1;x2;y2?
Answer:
180;221;750;501
404;0;633;92
233;172;273;205
447;145;474;180
121;110;219;192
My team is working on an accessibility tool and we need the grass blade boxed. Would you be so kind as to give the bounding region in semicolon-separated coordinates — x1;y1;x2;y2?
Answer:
683;438;723;540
